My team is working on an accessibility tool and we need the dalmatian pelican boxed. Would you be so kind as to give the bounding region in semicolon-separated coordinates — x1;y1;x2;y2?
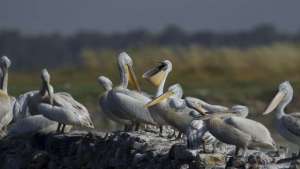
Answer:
28;69;94;133
98;76;132;129
107;52;157;129
0;56;14;136
142;60;173;134
263;81;300;157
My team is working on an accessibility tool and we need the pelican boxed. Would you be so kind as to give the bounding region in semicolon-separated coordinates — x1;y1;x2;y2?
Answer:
0;56;14;135
7;115;61;138
263;81;300;155
107;52;156;129
192;105;276;156
97;76;131;129
142;60;173;134
27;69;93;133
39;70;94;132
145;83;207;149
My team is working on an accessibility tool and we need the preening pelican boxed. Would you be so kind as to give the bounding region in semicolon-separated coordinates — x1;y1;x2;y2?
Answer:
0;56;14;134
98;76;131;128
143;60;173;133
263;81;300;155
27;69;54;116
193;105;276;156
39;73;94;132
107;52;156;128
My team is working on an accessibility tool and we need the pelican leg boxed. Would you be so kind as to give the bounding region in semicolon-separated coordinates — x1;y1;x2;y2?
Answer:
61;124;66;134
135;123;140;131
175;132;182;140
202;139;207;153
159;126;164;137
56;123;62;133
235;147;240;157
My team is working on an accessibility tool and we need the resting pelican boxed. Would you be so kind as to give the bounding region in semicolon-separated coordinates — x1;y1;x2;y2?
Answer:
193;105;276;156
0;56;14;134
145;84;207;149
98;76;131;129
7;115;61;138
263;81;300;155
142;60;173;134
107;52;156;129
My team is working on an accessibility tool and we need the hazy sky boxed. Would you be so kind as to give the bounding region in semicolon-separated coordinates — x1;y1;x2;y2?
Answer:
0;0;300;34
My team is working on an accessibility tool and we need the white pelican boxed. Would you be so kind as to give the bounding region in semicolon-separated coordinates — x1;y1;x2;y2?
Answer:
263;81;300;155
0;56;14;135
98;76;131;129
107;52;156;129
142;60;173;134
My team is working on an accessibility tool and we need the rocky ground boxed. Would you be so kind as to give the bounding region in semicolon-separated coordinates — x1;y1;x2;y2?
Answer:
0;129;299;169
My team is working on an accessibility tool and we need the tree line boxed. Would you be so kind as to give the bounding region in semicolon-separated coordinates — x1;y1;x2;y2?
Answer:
0;24;299;70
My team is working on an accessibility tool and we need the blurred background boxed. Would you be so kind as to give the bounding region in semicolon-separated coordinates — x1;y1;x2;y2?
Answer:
1;0;300;149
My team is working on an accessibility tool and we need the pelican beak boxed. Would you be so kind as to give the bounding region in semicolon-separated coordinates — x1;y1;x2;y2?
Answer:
46;83;54;105
189;104;208;115
143;62;168;87
126;64;141;92
145;91;174;108
263;91;285;115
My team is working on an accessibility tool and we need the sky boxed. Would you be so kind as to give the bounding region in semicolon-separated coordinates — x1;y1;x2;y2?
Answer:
0;0;300;34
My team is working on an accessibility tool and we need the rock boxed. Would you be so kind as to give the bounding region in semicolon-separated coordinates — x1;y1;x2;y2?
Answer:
196;153;226;168
0;130;292;169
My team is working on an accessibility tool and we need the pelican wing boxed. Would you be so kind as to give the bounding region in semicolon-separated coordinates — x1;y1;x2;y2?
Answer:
55;92;93;127
12;90;38;121
99;93;131;125
112;89;156;124
225;116;274;144
0;92;11;123
281;113;300;136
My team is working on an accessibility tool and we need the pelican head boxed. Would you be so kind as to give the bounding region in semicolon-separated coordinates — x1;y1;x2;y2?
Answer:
118;52;141;92
97;76;113;91
142;60;172;87
263;81;293;115
145;83;182;108
0;56;11;69
40;69;54;105
230;105;249;118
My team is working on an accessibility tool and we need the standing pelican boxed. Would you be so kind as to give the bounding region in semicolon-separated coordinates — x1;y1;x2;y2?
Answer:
192;105;276;156
107;52;157;129
145;84;208;149
143;60;173;134
263;81;300;155
98;76;131;129
39;70;94;132
0;56;14;135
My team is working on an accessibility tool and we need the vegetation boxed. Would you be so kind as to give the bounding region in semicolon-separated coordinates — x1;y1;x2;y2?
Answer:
8;43;300;116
